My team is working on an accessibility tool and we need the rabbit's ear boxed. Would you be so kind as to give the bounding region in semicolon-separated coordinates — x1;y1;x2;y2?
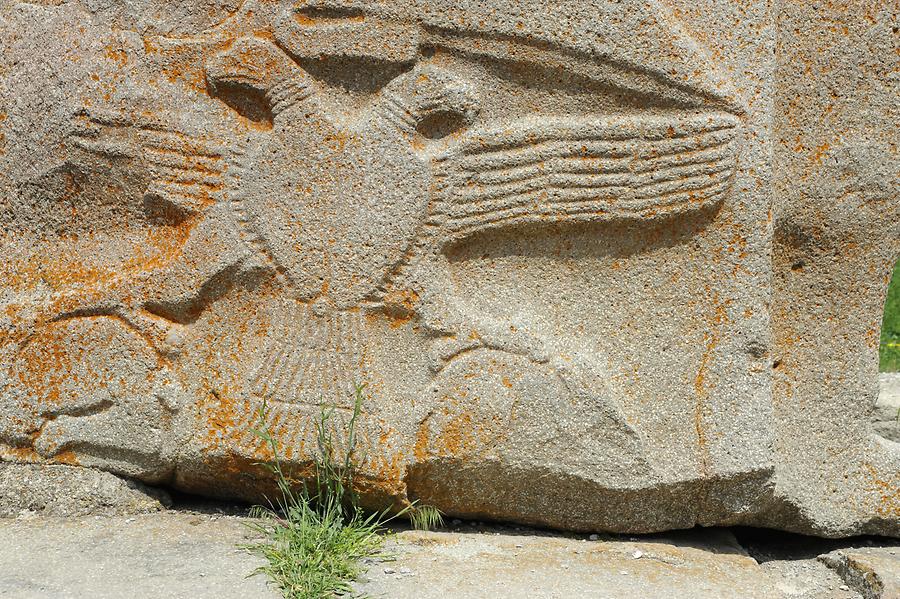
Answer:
205;37;315;120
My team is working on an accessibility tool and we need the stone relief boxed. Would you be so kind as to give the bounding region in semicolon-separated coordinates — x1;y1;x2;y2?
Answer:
0;0;895;537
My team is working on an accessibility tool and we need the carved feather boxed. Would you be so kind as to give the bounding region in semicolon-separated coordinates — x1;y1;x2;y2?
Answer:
248;301;369;408
433;112;740;242
69;109;226;216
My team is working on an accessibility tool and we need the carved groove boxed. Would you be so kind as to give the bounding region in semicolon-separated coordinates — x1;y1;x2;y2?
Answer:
266;78;315;116
433;112;739;241
69;110;225;215
248;303;369;408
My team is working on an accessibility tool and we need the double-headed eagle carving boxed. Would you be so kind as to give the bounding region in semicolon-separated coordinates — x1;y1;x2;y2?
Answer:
64;3;741;409
6;0;742;476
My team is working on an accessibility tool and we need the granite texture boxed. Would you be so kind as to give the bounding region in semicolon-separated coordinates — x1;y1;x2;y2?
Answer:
0;0;895;537
0;463;169;517
3;513;898;599
875;374;900;444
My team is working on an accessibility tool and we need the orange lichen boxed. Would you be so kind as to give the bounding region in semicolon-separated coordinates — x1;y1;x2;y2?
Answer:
103;44;128;68
693;295;730;477
9;317;149;410
436;411;474;456
324;131;350;152
0;445;41;463
0;111;6;154
383;288;420;329
862;463;900;518
812;141;830;165
202;388;239;447
294;14;316;26
413;419;430;461
51;450;79;465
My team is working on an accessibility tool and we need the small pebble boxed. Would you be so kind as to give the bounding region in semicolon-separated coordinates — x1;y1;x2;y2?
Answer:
619;571;628;576
839;585;849;591
383;567;396;574
632;550;643;559
588;534;599;541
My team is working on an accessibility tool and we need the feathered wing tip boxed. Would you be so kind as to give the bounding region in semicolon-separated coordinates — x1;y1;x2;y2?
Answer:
68;107;228;219
432;111;740;243
204;36;315;120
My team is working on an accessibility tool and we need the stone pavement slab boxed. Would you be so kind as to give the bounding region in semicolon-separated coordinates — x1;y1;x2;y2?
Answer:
2;511;898;599
820;547;900;599
0;513;279;599
355;527;831;599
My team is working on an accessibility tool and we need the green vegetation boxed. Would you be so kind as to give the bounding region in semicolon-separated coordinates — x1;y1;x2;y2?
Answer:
243;384;442;599
881;259;900;372
409;504;444;532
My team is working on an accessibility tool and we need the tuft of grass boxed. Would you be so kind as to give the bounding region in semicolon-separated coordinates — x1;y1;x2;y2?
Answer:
243;383;390;599
881;259;900;372
244;500;385;598
409;504;444;532
243;383;444;599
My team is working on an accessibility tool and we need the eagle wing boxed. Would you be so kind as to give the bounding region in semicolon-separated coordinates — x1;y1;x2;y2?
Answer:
69;108;226;219
432;112;741;244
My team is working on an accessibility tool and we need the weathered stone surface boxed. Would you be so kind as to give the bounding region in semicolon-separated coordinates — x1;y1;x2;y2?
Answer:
876;374;900;443
0;463;169;517
766;0;900;537
820;548;900;599
6;511;896;599
0;512;279;599
763;558;863;599
355;528;791;599
0;0;895;537
738;527;900;599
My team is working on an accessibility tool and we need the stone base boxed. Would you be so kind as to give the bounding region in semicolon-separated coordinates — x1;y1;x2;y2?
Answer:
0;462;170;518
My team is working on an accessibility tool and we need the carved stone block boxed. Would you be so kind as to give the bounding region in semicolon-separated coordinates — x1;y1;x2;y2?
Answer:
0;0;895;537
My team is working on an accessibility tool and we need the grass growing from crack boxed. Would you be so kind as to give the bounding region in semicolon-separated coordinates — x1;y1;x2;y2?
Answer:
409;503;444;531
243;383;442;599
